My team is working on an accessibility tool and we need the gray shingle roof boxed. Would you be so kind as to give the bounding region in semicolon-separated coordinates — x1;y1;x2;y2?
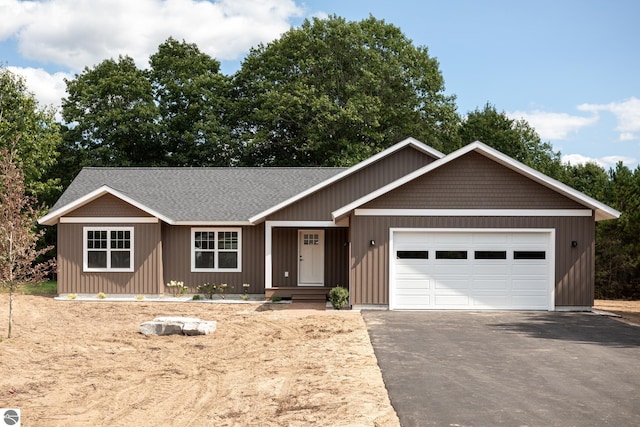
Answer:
53;167;346;222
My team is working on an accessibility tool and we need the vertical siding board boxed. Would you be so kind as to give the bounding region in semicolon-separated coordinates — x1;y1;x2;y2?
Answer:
163;224;265;293
364;152;585;210
67;194;152;217
350;215;595;307
57;222;161;295
268;146;436;221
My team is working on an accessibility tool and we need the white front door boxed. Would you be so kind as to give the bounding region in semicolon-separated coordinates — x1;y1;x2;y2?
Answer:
298;230;324;286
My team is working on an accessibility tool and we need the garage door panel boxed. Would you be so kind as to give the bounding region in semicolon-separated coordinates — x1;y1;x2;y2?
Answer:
396;265;429;277
395;295;431;307
431;233;471;244
434;279;472;290
396;279;431;291
392;231;552;310
511;295;548;308
432;264;472;274
472;295;511;308
435;295;470;306
472;234;509;244
473;264;509;275
512;278;546;290
473;279;509;290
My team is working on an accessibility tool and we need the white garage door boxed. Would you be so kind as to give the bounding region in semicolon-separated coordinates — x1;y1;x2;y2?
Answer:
391;230;553;310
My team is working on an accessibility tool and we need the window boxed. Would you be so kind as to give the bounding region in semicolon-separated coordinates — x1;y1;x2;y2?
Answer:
435;250;468;259
397;250;429;259
475;251;507;260
514;251;546;260
303;233;320;245
192;228;241;272
84;227;134;272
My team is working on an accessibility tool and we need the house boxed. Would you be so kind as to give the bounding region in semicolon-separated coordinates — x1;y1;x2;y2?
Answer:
39;138;620;310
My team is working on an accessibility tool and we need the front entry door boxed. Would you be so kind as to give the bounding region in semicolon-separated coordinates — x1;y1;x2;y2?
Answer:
298;230;324;286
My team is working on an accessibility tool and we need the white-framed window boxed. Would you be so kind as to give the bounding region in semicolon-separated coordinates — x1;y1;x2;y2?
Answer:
191;228;242;272
83;227;134;272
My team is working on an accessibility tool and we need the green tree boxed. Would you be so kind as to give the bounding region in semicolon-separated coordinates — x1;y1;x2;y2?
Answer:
233;15;459;166
594;163;640;299
0;66;61;205
150;38;234;166
453;103;562;177
0;145;55;338
62;56;161;167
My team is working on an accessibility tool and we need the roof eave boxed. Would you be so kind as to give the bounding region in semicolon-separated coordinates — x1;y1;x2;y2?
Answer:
332;141;621;221
38;185;175;226
250;137;443;223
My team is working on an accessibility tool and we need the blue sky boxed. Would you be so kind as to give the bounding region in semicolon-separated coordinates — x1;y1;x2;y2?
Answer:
1;0;638;168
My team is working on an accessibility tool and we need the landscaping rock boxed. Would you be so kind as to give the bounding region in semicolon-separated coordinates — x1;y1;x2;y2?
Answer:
140;317;217;336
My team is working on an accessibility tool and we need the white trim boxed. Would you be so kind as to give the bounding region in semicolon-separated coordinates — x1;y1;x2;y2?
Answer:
83;226;135;273
190;227;242;273
249;138;443;224
39;185;172;226
388;228;555;311
332;141;620;222
265;220;343;288
355;209;593;217
61;217;159;224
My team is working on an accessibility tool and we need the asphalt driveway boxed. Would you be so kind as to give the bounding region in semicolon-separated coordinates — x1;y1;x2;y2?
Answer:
363;311;640;427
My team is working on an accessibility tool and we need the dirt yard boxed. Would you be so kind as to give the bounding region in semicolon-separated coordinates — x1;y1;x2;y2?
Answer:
594;299;640;326
0;295;399;426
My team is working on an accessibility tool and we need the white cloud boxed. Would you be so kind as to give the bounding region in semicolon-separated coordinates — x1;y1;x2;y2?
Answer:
578;97;640;141
0;0;303;71
507;110;599;140
7;66;70;111
1;0;304;115
561;153;637;169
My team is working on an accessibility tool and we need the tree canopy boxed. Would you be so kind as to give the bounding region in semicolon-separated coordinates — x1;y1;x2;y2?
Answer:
452;103;563;178
0;66;61;204
38;17;640;299
233;15;459;166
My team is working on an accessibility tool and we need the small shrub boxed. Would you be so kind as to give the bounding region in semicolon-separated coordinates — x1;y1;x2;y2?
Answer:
217;283;232;299
166;280;187;296
241;283;250;301
97;292;107;299
329;286;349;309
197;283;217;299
270;295;282;302
135;295;144;301
67;293;77;300
192;294;202;301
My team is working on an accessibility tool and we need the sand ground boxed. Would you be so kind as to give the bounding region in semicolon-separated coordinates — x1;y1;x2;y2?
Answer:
0;295;399;426
1;295;637;426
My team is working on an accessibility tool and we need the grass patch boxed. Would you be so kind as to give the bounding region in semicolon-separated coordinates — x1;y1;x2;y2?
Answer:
0;280;57;295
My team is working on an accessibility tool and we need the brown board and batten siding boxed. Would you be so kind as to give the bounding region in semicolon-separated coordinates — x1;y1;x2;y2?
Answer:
65;194;152;217
350;215;595;307
271;228;349;287
349;151;597;307
268;145;437;221
161;223;265;294
57;222;163;294
362;151;585;210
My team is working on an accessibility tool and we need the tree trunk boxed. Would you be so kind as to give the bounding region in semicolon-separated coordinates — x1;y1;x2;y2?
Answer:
8;286;13;338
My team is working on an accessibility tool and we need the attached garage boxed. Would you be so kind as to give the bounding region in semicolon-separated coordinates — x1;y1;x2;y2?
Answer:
390;229;554;310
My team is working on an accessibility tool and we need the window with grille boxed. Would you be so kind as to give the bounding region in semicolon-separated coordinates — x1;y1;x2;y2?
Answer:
192;228;241;271
84;227;133;272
